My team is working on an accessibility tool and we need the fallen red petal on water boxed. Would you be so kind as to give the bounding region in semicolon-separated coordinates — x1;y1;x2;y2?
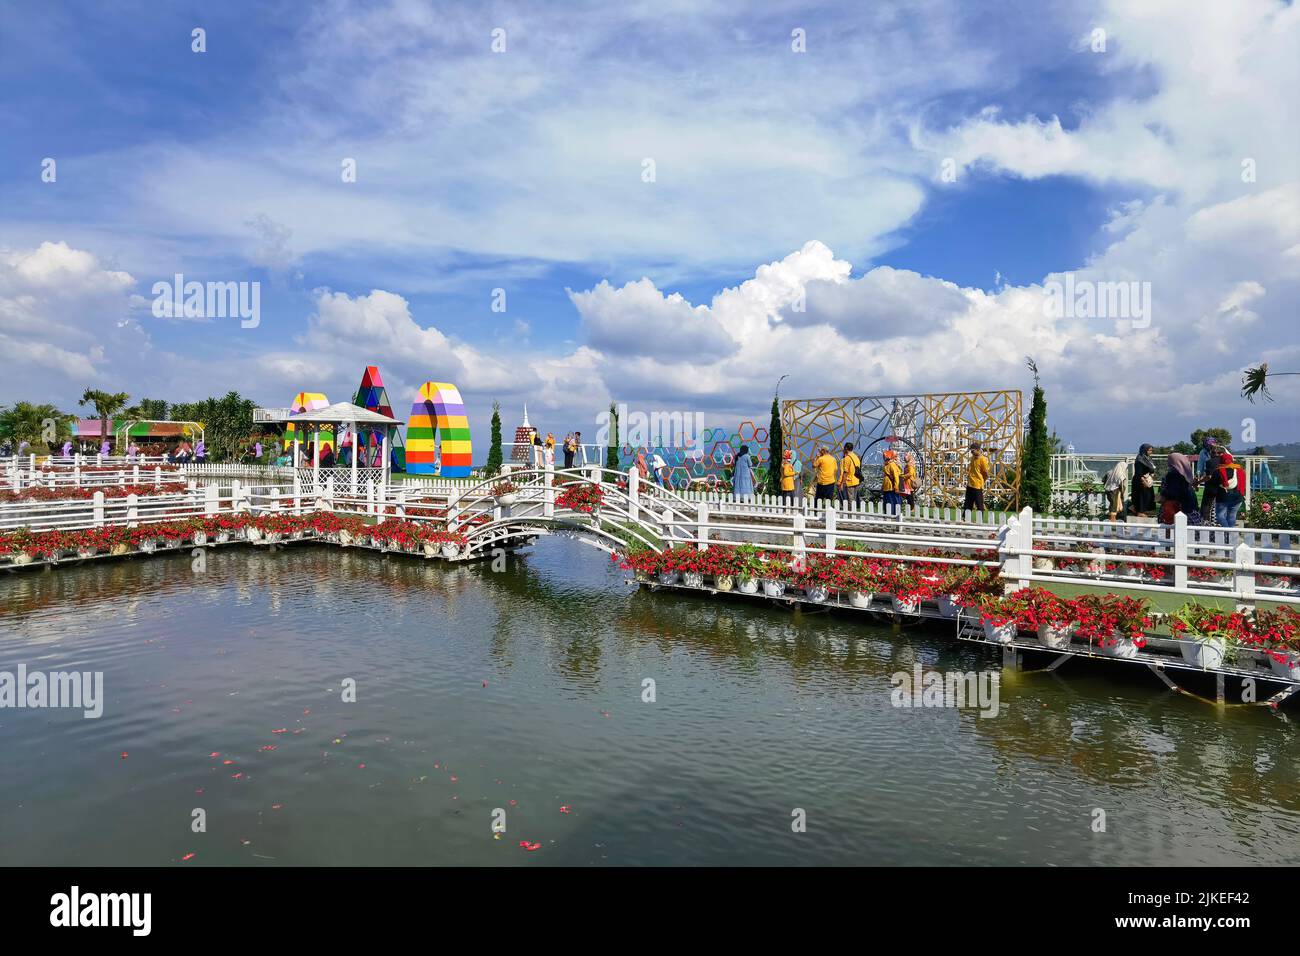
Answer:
358;763;366;769
560;806;571;813
208;752;221;758
181;853;195;861
222;759;234;765
271;728;288;734
509;800;517;806
523;842;541;851
232;772;243;779
120;752;128;759
482;681;488;687
240;839;251;846
303;709;311;715
450;775;458;782
292;729;305;735
260;745;277;751
195;789;204;795
271;804;283;810
170;707;182;714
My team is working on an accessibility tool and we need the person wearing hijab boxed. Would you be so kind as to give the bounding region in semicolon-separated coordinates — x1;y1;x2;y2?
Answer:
1130;444;1157;516
732;444;755;499
1214;451;1246;527
1102;459;1129;521
635;450;649;482
901;453;918;507
1196;435;1219;479
1159;453;1200;524
779;449;796;503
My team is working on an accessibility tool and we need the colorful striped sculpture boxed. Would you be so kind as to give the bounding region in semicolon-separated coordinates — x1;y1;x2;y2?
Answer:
284;392;333;453
406;382;472;477
351;365;406;469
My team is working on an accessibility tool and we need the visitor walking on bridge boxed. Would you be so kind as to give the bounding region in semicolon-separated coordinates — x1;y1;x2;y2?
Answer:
1159;453;1201;525
779;450;796;503
813;446;836;502
963;442;990;515
1103;460;1129;521
881;449;902;512
901;452;918;507
563;433;576;469
1130;444;1157;517
1214;451;1246;527
838;442;861;506
732;445;755;499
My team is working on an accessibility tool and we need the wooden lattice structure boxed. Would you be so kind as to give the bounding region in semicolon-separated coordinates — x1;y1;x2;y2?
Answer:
781;390;1022;507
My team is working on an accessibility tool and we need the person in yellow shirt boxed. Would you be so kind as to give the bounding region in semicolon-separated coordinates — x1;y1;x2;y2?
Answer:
779;450;797;503
881;449;903;512
964;442;991;514
901;452;918;507
837;442;861;505
813;446;837;502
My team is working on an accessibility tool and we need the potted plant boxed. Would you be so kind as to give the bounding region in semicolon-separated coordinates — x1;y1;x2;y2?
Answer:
883;563;930;614
491;479;519;506
1253;606;1300;680
760;552;790;597
707;546;736;591
978;593;1020;644
1168;602;1240;669
1074;594;1150;659
797;556;838;603
732;544;763;594
1016;587;1074;649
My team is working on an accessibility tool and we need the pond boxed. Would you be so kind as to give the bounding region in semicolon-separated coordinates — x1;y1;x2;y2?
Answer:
1;539;1297;865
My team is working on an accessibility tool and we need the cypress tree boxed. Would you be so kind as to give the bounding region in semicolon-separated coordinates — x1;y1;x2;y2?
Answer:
606;403;620;470
485;401;503;476
1021;358;1051;511
767;394;783;494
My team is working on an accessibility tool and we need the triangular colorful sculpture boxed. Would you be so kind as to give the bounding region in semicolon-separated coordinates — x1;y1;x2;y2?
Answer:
406;382;472;477
351;365;406;469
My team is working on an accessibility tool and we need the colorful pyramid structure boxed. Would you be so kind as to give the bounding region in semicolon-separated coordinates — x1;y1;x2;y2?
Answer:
284;392;333;453
511;403;537;463
406;381;473;477
351;365;406;469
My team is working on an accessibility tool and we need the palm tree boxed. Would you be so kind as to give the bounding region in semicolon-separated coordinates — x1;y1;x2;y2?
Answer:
0;402;73;450
1242;363;1300;403
79;389;130;450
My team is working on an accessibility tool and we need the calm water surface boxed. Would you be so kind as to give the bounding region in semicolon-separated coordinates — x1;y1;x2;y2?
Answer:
1;540;1297;866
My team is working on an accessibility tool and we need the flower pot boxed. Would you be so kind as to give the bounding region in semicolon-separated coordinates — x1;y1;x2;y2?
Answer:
163;538;183;550
441;543;461;559
139;539;157;553
737;577;759;594
246;527;264;543
848;591;873;609
1032;556;1055;571
77;548;97;559
11;552;33;565
265;532;283;544
761;579;786;598
890;595;919;615
1119;566;1145;581
683;571;704;588
804;585;829;602
1099;635;1140;659
1178;635;1226;669
215;531;230;545
1268;651;1300;682
982;619;1016;643
936;594;961;618
1036;623;1074;649
497;493;518;506
713;575;734;592
193;531;208;546
110;543;130;556
657;571;681;586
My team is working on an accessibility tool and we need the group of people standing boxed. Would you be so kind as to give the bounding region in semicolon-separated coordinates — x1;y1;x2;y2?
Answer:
1113;440;1247;527
532;431;587;470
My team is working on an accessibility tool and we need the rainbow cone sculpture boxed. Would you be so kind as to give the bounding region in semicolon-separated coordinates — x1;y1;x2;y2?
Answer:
406;382;472;477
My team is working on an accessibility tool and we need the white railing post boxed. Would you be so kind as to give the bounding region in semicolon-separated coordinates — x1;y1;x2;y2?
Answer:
153;465;162;486
125;492;138;528
1017;506;1034;587
448;489;461;530
824;502;836;555
204;484;218;516
1173;511;1188;591
793;512;806;565
696;501;708;550
396;486;407;519
93;490;105;528
132;464;140;484
1234;541;1256;603
627;466;639;524
543;459;555;517
292;470;302;513
998;516;1020;592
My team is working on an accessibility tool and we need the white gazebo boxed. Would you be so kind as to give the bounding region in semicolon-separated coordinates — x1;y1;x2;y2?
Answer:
256;401;400;494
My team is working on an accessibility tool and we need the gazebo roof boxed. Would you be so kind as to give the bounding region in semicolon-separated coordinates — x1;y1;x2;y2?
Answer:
287;402;398;426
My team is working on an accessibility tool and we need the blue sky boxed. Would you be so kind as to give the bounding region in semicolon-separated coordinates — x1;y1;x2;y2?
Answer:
1;0;1297;451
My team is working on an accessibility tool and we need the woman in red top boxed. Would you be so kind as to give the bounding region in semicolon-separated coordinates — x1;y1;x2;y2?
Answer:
1214;451;1246;527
